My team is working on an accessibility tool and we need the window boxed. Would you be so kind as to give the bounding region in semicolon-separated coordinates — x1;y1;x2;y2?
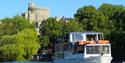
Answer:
102;46;110;54
98;34;103;40
86;46;100;54
86;34;97;41
73;45;85;54
72;34;83;42
86;45;110;54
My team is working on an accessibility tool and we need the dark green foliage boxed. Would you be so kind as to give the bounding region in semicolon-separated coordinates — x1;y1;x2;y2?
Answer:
114;10;125;31
40;36;50;48
110;32;125;60
74;5;110;32
39;17;84;49
62;19;83;34
98;3;124;19
98;3;125;31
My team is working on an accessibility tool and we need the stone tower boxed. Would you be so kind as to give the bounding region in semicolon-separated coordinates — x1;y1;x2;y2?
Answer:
22;1;50;34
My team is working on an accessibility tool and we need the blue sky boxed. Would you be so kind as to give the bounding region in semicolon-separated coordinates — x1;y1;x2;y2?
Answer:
0;0;125;19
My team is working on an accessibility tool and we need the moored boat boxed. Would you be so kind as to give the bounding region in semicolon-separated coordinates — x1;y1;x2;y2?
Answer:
54;32;112;63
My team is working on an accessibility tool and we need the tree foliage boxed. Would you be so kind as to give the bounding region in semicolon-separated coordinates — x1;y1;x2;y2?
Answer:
110;32;125;60
39;17;84;49
74;5;109;32
0;16;40;61
98;3;125;31
0;16;33;38
63;19;83;34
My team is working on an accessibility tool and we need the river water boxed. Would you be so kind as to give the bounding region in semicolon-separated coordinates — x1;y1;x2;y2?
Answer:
1;61;125;63
0;61;53;63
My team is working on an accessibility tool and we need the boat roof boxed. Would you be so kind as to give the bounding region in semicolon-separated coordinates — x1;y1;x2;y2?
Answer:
86;44;111;46
70;32;102;34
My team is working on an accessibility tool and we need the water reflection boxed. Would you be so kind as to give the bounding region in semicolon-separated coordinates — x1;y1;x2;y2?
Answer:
0;61;53;63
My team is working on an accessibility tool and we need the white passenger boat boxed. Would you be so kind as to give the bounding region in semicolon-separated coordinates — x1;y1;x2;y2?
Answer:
54;32;112;63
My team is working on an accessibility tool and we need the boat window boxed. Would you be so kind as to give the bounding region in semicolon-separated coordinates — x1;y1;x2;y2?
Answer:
86;46;100;54
73;45;84;54
86;45;110;54
102;46;110;54
86;34;97;41
98;34;103;40
77;45;84;53
72;34;83;42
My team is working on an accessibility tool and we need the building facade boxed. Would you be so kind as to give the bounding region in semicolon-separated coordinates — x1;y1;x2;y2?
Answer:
22;1;50;34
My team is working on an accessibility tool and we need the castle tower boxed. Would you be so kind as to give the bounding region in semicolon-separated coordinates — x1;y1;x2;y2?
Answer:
22;0;50;34
28;0;35;10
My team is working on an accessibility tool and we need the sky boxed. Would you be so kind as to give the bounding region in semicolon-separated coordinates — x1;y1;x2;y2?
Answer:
0;0;125;19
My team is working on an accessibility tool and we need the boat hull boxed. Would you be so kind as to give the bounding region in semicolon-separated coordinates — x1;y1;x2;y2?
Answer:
54;56;112;63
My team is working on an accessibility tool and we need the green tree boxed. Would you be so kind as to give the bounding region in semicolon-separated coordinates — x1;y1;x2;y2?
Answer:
15;28;40;60
1;44;25;61
74;5;109;32
0;16;40;61
74;5;96;23
40;17;63;37
0;35;15;46
0;28;40;61
39;17;63;50
39;17;84;51
120;10;125;31
114;10;125;31
98;3;125;31
63;19;83;34
0;16;33;37
39;36;50;48
98;3;124;19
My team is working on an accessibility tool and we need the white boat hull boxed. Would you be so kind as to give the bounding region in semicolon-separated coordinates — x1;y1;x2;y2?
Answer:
54;58;84;63
54;56;112;63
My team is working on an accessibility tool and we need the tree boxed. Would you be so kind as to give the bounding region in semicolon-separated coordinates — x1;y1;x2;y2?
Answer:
74;5;109;32
114;10;125;31
39;17;84;50
98;3;124;19
0;16;33;37
39;36;50;48
110;32;125;60
39;17;62;51
98;3;125;31
63;19;83;34
0;35;15;46
15;28;40;60
40;17;63;37
0;28;40;61
1;44;25;61
0;16;40;61
74;5;97;23
121;10;125;31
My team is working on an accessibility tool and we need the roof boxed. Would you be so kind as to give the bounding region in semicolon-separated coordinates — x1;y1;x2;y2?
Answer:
86;44;111;46
70;32;102;34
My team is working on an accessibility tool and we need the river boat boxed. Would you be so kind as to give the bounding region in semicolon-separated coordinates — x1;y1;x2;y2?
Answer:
54;32;112;63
